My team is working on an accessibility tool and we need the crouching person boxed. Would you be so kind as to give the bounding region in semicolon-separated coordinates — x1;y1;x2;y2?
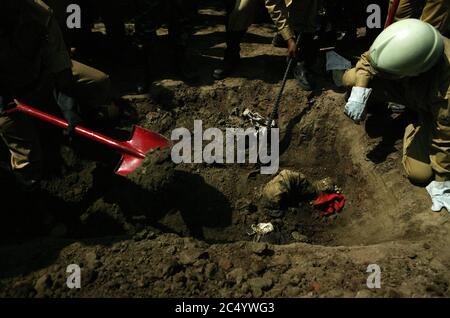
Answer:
0;0;113;189
341;18;450;212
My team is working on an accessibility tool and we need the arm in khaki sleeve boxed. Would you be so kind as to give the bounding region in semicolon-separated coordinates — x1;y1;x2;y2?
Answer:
25;0;72;75
342;51;378;88
27;1;74;93
43;16;72;75
264;0;295;41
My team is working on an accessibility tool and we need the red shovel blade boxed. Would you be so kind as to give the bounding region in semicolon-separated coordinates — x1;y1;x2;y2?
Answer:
115;126;171;176
7;102;171;176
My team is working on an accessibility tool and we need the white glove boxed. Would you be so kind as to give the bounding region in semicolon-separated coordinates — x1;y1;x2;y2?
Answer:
426;181;450;213
344;87;372;123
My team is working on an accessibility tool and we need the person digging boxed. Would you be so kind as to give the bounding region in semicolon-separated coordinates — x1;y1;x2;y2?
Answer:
0;0;119;190
342;18;450;213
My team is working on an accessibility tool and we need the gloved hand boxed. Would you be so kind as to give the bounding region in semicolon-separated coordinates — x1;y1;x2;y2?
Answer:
53;90;82;136
426;181;450;213
344;86;372;123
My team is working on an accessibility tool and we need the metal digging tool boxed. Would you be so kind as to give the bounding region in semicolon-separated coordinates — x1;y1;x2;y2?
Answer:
7;101;171;176
267;34;302;128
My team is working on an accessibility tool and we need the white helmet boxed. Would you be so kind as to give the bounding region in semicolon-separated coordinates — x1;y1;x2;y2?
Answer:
369;19;444;77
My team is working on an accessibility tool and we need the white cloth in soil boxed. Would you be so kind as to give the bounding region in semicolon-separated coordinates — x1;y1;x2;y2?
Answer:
248;223;274;242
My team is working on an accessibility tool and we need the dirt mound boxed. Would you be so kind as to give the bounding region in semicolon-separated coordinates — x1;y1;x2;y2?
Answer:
1;234;448;298
126;148;176;193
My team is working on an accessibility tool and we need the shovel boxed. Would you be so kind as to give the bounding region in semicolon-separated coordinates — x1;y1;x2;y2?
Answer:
6;101;171;176
267;34;302;128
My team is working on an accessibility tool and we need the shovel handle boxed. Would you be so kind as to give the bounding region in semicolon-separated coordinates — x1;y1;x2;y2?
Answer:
8;102;145;158
385;0;400;28
268;33;302;127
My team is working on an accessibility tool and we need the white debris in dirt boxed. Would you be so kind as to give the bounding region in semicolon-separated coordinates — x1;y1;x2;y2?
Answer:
248;223;274;242
242;108;275;129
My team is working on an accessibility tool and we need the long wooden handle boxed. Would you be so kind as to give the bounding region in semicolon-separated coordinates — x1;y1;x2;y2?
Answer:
8;101;145;158
385;0;400;28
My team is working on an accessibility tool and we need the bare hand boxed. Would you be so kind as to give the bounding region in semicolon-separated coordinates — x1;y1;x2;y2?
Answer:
287;38;297;58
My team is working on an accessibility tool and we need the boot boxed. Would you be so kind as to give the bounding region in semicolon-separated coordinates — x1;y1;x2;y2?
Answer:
294;33;318;91
213;30;245;80
294;61;315;91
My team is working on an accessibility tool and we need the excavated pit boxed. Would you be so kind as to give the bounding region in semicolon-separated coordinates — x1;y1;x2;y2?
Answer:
0;81;436;248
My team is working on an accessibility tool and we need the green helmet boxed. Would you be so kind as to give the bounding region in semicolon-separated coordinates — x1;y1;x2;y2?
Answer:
369;19;444;77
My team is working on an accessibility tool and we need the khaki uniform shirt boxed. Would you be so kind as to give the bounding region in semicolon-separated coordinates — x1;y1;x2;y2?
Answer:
265;0;296;41
0;0;71;96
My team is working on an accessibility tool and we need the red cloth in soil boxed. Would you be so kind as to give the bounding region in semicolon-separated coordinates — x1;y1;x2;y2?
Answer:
313;193;345;216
